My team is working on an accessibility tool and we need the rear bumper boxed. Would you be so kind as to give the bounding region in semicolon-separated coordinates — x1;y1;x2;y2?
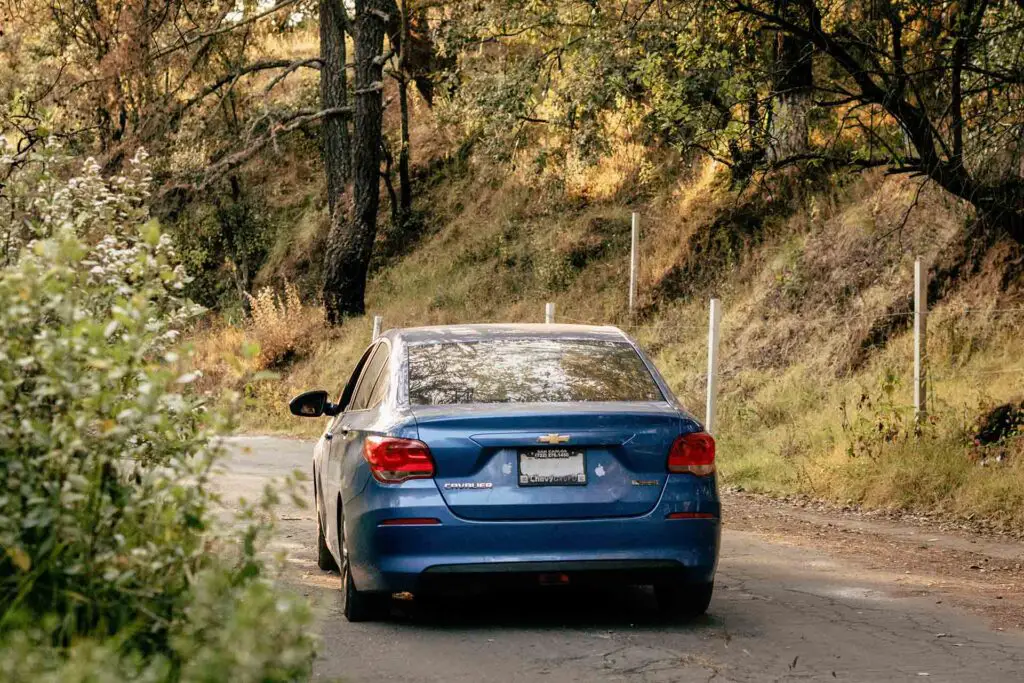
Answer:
418;559;699;595
345;478;721;594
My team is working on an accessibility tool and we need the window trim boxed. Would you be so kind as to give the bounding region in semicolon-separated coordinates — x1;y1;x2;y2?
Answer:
338;345;376;411
364;356;391;411
345;339;393;413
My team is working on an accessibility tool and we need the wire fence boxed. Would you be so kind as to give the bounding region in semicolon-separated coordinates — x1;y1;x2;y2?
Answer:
365;256;1023;430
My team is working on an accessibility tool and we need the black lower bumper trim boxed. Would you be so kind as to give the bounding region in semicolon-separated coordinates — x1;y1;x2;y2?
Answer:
423;559;683;574
417;560;693;595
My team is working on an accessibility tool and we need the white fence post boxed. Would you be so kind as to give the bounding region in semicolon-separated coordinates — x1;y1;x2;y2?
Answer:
544;302;555;324
372;315;383;341
628;212;640;319
914;258;928;423
705;298;723;435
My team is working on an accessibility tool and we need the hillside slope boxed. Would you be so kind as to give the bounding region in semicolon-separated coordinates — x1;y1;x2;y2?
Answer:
191;128;1024;531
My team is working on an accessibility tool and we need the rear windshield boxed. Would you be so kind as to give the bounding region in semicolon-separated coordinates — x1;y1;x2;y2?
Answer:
407;339;664;405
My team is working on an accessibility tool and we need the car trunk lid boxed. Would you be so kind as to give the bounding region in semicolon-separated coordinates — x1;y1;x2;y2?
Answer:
412;402;683;521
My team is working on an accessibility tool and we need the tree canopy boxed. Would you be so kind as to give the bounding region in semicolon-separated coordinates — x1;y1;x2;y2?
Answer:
438;0;1024;236
3;0;1022;317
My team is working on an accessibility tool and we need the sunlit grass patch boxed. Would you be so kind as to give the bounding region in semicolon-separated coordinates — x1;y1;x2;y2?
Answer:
190;140;1024;529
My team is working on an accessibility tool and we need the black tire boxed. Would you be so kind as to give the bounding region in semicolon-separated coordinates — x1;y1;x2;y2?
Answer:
339;514;387;622
316;514;338;572
655;581;713;620
314;476;339;572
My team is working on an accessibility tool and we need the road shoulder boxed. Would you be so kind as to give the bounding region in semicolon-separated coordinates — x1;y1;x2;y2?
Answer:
723;491;1024;631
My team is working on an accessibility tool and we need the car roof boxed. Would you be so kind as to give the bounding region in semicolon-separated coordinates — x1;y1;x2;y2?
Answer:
384;323;630;345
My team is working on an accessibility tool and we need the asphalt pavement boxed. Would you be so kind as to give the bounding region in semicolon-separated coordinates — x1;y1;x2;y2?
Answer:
217;435;1024;683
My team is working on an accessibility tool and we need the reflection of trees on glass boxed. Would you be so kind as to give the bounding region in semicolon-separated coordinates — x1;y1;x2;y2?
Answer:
407;340;663;405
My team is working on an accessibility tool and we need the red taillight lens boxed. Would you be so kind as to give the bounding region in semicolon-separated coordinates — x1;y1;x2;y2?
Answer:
667;432;716;476
363;436;436;483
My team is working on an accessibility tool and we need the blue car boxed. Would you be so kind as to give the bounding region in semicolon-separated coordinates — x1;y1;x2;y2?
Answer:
289;324;720;622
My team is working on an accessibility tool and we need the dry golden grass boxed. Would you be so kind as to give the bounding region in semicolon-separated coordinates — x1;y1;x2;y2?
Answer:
189;282;326;429
188;131;1024;527
244;282;321;369
711;295;1024;529
187;323;256;395
562;141;655;202
640;158;732;292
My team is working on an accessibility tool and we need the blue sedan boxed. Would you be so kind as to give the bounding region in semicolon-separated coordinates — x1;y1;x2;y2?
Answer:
289;324;720;622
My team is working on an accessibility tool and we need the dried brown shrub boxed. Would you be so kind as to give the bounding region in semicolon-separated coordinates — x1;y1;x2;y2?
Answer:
244;282;320;368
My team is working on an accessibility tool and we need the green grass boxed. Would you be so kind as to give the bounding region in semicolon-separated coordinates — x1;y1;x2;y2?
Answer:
196;161;1024;530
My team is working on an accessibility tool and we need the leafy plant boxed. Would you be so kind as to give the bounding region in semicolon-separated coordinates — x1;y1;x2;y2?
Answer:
0;149;315;680
839;369;914;461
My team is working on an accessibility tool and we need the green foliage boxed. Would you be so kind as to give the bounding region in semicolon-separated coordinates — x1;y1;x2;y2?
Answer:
436;1;766;173
0;149;314;680
438;0;1024;227
839;370;914;461
171;191;278;310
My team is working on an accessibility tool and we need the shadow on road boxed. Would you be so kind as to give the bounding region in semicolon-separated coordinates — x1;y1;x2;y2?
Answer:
386;585;721;632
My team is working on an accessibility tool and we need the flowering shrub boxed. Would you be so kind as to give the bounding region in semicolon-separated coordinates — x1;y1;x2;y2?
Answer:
1;140;152;261
0;149;315;680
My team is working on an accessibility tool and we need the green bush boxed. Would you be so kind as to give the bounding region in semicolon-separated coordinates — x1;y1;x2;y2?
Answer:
0;146;314;680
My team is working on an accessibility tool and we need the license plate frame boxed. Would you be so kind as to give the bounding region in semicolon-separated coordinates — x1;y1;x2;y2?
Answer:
517;448;587;487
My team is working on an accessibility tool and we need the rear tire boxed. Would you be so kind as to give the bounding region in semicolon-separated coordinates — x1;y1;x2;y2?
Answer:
316;514;338;571
655;581;713;620
339;513;387;622
314;479;338;572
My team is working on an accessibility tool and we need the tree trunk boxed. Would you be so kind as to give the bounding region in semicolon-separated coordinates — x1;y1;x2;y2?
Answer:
397;0;412;225
1007;214;1024;245
322;0;396;323
381;139;401;228
319;0;352;214
768;0;813;163
977;187;1024;245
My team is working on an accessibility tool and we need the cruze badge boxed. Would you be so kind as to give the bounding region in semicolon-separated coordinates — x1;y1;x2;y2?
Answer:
537;433;570;444
444;482;493;489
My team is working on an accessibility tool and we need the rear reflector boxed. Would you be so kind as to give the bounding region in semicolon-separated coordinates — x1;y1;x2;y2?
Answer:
363;436;436;483
666;512;716;520
379;518;441;526
538;573;570;586
667;432;716;476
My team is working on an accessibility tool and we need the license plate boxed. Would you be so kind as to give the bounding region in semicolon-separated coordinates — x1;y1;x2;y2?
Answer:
518;448;586;486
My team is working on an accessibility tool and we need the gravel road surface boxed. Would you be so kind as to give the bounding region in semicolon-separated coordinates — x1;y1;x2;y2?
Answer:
218;436;1024;683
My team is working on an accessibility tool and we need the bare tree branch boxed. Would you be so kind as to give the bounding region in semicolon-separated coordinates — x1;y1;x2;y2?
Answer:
150;0;302;60
163;106;353;195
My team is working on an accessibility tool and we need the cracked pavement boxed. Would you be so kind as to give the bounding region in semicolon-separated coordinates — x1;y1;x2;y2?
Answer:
219;436;1024;683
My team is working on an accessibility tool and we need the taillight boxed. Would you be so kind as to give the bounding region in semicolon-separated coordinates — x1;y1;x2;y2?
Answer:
363;436;436;483
667;432;716;476
666;512;716;519
378;518;441;526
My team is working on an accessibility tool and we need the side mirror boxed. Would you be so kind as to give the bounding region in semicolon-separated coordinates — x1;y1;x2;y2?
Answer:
288;390;341;418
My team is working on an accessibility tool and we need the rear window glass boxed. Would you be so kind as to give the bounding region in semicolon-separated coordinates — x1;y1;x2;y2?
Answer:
407;339;663;405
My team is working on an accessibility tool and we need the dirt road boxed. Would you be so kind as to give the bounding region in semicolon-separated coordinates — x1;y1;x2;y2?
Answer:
219;436;1024;682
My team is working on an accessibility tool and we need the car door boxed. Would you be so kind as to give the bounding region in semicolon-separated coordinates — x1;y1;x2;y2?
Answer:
333;341;392;495
315;344;375;554
321;342;391;555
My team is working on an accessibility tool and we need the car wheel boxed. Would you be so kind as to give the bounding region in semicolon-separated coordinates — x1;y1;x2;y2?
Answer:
655;581;713;620
316;514;339;572
314;478;338;572
339;513;387;622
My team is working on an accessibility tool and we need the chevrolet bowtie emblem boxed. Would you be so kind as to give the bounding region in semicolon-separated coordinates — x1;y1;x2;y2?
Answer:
537;433;570;444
